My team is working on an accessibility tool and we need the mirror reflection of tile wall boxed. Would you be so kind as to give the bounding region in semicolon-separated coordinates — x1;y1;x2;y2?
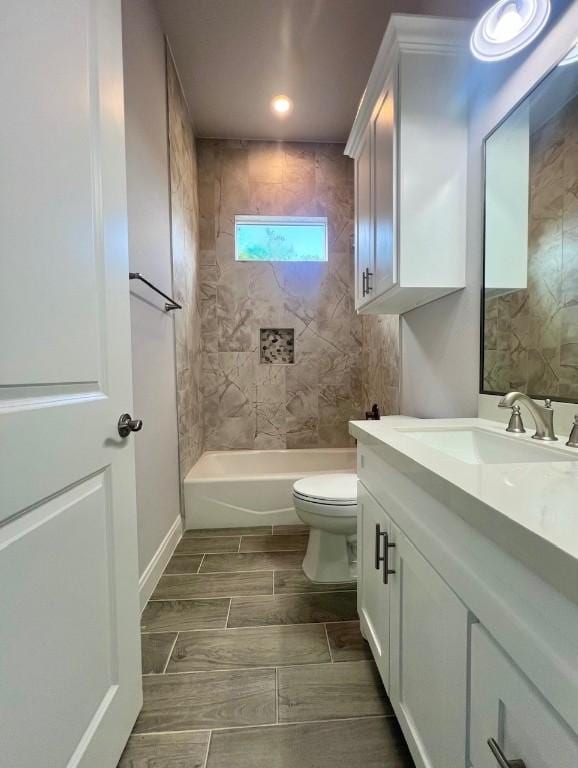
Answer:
483;91;578;399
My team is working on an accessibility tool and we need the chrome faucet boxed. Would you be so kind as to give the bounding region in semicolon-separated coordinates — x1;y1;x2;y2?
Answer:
498;392;557;441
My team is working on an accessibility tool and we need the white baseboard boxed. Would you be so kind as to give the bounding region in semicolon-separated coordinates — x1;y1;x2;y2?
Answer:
139;515;182;611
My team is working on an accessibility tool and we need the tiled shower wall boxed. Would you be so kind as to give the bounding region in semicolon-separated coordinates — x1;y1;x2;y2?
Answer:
361;315;400;417
484;93;578;398
167;51;203;480
197;139;366;450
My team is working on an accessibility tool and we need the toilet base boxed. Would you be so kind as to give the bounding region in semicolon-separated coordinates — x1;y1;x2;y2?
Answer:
302;528;357;583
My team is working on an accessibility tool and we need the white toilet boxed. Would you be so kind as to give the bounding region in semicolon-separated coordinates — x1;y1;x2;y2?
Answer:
293;473;358;583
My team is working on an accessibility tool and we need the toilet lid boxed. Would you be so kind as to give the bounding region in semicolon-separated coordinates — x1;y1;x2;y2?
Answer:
293;473;357;506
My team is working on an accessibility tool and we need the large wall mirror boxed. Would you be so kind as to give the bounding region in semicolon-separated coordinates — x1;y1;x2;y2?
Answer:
481;46;578;401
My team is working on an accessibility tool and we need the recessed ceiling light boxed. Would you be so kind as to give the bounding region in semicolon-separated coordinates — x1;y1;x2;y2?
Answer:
271;94;293;117
559;40;578;66
470;0;551;62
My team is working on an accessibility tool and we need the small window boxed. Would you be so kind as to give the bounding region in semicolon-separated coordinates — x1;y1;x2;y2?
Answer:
235;215;328;262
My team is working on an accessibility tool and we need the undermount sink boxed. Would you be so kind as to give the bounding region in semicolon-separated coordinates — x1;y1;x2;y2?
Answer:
398;427;576;465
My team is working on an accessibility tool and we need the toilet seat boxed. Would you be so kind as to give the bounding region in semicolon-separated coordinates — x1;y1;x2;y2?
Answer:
292;473;357;508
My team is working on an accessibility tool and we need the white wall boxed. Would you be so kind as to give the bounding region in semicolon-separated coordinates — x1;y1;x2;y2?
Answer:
400;2;578;418
122;0;181;589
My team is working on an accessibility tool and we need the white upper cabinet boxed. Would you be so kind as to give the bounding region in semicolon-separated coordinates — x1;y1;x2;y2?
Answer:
346;16;471;315
355;125;374;308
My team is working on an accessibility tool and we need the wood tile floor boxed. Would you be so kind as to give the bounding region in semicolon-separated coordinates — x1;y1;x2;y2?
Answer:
118;525;415;768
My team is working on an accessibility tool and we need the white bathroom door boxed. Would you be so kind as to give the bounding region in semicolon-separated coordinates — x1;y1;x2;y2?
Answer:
0;1;142;767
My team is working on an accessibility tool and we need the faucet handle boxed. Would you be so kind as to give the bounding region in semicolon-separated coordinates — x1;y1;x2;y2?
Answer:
566;415;578;448
506;404;525;434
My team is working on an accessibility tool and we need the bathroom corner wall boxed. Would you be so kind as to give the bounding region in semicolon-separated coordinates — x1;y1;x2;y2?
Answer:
196;139;366;449
166;52;203;481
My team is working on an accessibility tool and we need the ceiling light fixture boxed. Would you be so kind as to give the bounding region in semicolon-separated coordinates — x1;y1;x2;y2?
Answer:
470;0;551;62
559;40;578;66
271;94;293;117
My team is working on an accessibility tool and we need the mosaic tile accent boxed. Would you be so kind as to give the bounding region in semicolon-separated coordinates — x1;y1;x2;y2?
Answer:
260;329;295;364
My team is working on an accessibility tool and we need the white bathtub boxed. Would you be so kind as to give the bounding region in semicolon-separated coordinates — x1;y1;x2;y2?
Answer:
184;448;356;530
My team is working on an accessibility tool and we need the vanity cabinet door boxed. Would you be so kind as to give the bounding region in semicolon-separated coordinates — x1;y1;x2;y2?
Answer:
355;124;374;309
390;524;468;768
357;481;392;689
372;70;397;297
470;624;578;768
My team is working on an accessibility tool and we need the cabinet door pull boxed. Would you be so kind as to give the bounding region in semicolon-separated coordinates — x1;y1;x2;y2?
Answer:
365;267;373;293
488;739;526;768
362;270;367;297
375;524;384;569
382;531;396;584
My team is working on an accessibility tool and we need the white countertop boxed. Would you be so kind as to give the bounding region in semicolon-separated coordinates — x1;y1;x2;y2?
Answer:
350;416;578;603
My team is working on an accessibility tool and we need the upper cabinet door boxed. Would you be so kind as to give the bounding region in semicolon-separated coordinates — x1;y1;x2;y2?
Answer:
355;125;374;308
345;16;470;315
372;71;397;297
0;1;142;766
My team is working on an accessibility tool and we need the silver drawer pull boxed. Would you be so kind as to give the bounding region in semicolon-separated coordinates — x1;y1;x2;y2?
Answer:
488;738;526;768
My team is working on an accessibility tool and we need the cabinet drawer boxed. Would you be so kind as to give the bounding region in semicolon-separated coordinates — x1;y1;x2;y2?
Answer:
470;624;578;768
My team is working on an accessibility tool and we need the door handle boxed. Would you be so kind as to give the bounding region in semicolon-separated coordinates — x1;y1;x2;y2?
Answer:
375;524;396;584
488;739;526;768
362;270;367;297
118;413;143;438
382;530;396;584
375;523;384;569
365;267;373;293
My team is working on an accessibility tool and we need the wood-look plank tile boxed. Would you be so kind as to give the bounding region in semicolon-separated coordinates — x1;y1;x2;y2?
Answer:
164;554;203;574
200;551;304;573
151;571;273;600
175;536;240;555
206;717;414;768
184;526;272;537
326;621;373;662
239;534;308;553
141;632;177;675
167;624;330;673
118;730;210;767
272;524;309;535
274;570;356;595
277;661;391;722
228;591;358;628
134;669;276;733
141;599;230;633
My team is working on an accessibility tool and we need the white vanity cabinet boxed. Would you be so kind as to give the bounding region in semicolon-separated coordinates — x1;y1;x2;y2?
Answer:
346;15;471;315
354;428;578;768
358;482;468;768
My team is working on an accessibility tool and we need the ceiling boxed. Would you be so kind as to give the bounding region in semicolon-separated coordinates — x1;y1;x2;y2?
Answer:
156;0;487;143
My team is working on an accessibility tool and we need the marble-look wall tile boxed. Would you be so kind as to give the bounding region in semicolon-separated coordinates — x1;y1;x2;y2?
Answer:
361;315;400;417
195;139;400;450
167;51;203;491
196;140;377;450
483;93;578;399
